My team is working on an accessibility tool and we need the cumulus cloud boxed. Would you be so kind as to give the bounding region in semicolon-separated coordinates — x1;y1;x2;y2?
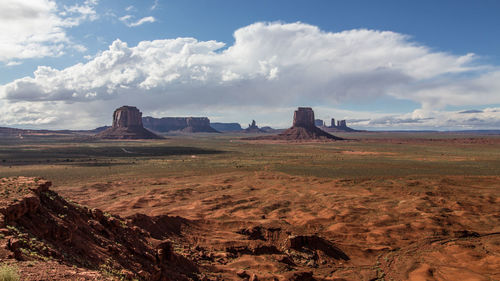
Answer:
120;15;156;27
1;21;500;129
0;0;98;63
341;107;500;130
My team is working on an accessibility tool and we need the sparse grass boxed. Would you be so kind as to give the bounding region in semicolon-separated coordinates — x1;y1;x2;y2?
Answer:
0;264;20;281
0;133;499;187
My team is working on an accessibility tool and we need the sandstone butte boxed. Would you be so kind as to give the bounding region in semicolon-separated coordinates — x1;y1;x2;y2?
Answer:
244;120;266;133
97;106;162;139
245;107;343;141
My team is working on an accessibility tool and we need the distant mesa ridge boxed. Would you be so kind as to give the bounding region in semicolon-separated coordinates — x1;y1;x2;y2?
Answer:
142;116;219;133
210;122;242;132
97;106;162;139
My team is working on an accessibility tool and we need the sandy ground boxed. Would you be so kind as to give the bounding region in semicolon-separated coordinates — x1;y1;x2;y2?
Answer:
57;171;500;280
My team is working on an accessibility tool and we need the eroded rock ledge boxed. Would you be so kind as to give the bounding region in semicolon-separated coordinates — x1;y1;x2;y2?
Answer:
0;177;198;281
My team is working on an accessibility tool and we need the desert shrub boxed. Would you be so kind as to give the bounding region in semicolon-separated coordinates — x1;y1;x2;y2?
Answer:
0;264;20;281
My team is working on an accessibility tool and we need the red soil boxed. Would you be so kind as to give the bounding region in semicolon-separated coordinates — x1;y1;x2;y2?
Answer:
51;172;500;281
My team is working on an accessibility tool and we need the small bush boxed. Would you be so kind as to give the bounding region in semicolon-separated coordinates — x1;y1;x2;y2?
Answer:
0;264;20;281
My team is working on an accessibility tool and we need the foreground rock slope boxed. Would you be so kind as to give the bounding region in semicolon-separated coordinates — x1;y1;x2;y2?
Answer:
0;177;197;280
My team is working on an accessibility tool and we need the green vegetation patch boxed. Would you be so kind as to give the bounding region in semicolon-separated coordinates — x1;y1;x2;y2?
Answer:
1;133;500;185
0;264;20;281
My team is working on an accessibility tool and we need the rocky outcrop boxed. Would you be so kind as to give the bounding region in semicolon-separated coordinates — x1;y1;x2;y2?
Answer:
142;117;218;133
245;107;342;141
0;177;198;280
0;178;51;227
97;106;161;139
325;117;359;132
244;120;266;133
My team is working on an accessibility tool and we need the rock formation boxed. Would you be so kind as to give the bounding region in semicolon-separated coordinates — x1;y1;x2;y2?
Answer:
279;107;342;140
210;122;242;132
244;120;266;133
314;119;325;127
245;107;342;141
325;117;358;132
293;107;315;128
142;116;218;133
97;106;161;139
0;177;198;280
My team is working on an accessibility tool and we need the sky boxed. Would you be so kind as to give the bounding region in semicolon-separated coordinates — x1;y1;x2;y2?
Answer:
1;0;499;130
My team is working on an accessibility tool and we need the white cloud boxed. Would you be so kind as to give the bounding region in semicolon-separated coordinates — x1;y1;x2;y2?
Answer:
151;0;159;11
60;0;99;26
0;0;98;63
120;16;156;27
1;21;500;129
119;15;132;22
6;61;22;67
352;107;500;130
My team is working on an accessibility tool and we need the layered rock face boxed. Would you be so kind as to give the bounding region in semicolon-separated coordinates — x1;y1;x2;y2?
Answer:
142;117;218;133
0;177;198;281
293;107;315;128
185;117;218;133
112;106;143;128
97;106;161;139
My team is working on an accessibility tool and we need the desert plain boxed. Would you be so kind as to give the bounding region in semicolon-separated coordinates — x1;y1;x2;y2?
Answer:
1;132;499;280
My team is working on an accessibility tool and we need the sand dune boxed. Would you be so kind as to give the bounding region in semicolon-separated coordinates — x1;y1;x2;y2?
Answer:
56;171;500;280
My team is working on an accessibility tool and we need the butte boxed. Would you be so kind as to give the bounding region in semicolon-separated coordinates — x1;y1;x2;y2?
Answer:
97;106;162;139
246;107;343;141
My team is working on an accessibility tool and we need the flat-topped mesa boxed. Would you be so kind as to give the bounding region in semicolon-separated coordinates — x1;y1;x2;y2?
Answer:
293;107;315;129
97;106;161;139
185;117;217;133
142;116;218;133
112;106;143;128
